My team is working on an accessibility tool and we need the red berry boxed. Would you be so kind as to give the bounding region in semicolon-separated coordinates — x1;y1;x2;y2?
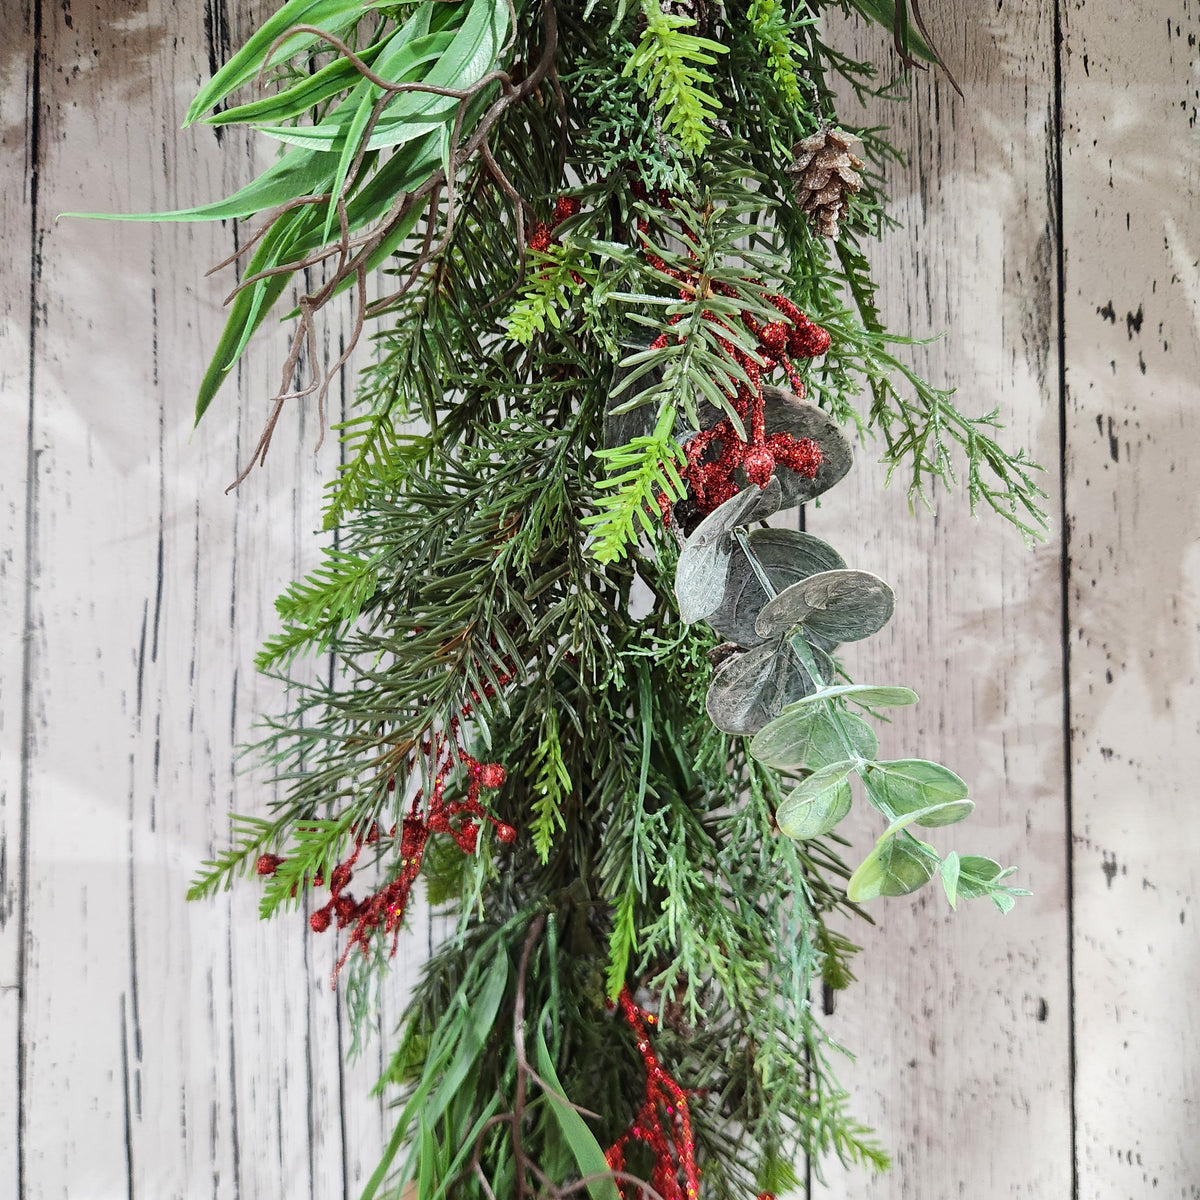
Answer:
760;321;788;356
553;196;580;223
742;445;776;487
496;823;517;844
310;907;332;933
479;763;507;789
330;863;353;893
334;894;358;927
256;853;284;876
529;223;553;252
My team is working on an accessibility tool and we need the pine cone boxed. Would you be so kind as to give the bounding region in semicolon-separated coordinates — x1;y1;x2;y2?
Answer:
786;127;865;240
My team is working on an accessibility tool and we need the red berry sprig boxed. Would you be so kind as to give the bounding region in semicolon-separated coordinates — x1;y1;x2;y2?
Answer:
605;987;701;1200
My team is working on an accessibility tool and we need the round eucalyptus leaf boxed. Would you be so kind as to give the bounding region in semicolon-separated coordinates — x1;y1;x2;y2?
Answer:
756;388;854;508
776;760;856;840
846;836;937;903
749;707;878;771
863;759;970;827
675;485;768;624
705;639;835;736
955;855;1006;899
707;528;847;646
754;569;895;645
779;684;919;717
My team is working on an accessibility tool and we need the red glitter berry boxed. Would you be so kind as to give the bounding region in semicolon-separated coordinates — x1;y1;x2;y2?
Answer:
760;321;788;356
479;763;507;789
496;823;517;844
329;863;353;893
742;445;777;487
255;853;284;876
529;222;553;252
333;894;358;927
309;907;332;933
553;196;580;223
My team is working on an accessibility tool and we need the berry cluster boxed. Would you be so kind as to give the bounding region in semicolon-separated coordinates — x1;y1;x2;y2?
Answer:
257;723;512;985
529;194;582;253
605;987;701;1200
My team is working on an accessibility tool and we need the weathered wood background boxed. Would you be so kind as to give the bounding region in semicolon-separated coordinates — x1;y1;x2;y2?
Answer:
2;0;1198;1196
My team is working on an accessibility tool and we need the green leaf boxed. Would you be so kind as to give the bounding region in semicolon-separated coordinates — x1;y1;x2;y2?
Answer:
184;0;370;125
847;835;937;902
749;706;877;771
535;1022;621;1200
879;799;975;835
776;760;856;840
754;568;895;647
864;759;974;827
781;683;920;714
940;851;961;908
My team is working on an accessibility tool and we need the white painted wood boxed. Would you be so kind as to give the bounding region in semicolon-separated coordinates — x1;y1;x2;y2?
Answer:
1061;1;1200;1193
9;1;425;1196
810;6;1073;1196
1;5;37;1198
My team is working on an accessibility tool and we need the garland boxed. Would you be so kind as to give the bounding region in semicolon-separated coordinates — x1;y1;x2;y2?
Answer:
91;0;1049;1194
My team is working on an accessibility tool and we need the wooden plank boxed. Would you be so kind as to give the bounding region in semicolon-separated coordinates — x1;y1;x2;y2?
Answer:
1060;1;1200;1194
18;0;419;1194
0;3;38;1197
810;5;1072;1195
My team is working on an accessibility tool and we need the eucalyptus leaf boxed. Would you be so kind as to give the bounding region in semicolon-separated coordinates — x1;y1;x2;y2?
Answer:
780;683;920;716
707;527;847;646
863;759;972;827
955;855;1007;899
705;638;834;736
776;760;856;840
675;485;768;623
754;568;895;647
846;836;937;902
749;706;877;771
940;850;961;908
880;799;975;835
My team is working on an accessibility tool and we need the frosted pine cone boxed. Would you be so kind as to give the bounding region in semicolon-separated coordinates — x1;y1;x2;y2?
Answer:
786;127;865;240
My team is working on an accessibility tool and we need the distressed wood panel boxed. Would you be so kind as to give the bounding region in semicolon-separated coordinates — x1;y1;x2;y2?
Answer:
1061;0;1200;1194
810;5;1072;1196
11;0;422;1196
0;3;38;1197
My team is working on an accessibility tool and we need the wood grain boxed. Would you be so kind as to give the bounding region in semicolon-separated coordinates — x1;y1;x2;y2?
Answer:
8;0;425;1195
810;5;1072;1196
1061;0;1200;1193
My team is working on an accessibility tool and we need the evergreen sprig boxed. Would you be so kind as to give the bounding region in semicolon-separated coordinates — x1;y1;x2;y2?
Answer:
144;0;1045;1195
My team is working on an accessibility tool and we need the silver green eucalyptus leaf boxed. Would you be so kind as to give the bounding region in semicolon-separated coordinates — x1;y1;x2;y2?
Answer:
675;485;770;623
779;683;919;715
705;639;835;736
775;760;856;839
749;706;878;771
846;835;937;902
863;759;972;827
754;569;895;646
758;387;854;507
707;528;847;646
